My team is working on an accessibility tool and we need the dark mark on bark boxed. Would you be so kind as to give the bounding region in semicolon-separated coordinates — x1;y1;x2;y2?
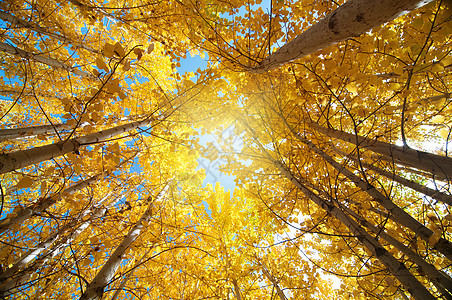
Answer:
328;11;340;35
355;13;364;23
374;247;386;257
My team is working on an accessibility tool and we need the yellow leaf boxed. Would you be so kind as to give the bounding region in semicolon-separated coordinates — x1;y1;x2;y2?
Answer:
389;83;401;91
431;63;444;73
40;181;47;195
95;57;109;72
400;90;411;98
445;214;452;221
81;258;91;266
16;176;34;189
147;43;155;53
431;115;445;123
427;211;438;221
122;60;131;71
118;90;127;100
114;42;125;57
103;42;115;58
440;128;450;139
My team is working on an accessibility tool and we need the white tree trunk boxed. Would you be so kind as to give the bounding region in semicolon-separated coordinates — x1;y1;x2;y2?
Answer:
298;134;452;260
271;112;452;260
343;205;452;295
0;173;102;233
0;123;72;142
308;122;452;180
333;147;452;205
0;118;151;174
252;0;433;72
258;262;287;300
79;184;169;300
0;42;96;79
272;158;435;300
240;118;435;299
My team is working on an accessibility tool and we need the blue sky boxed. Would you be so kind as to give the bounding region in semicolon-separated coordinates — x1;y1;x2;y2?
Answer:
174;0;272;195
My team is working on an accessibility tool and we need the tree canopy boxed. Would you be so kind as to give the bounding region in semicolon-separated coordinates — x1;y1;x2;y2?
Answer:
0;0;452;299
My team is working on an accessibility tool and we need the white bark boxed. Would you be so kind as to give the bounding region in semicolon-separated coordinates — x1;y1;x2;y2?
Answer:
334;147;452;206
252;0;433;72
298;134;452;261
259;262;287;300
0;42;96;79
0;194;115;296
343;205;452;296
110;249;152;300
232;279;242;300
272;158;435;300
0;123;72;142
274;114;452;260
0;173;101;233
0;118;151;174
240;119;435;300
79;184;169;300
308;122;452;180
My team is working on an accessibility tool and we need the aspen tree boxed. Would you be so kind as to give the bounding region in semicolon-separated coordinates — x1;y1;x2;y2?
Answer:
0;118;152;174
252;0;434;72
307;122;452;180
79;183;169;300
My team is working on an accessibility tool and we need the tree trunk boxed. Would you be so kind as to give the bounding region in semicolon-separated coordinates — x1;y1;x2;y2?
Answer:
308;122;452;180
79;183;169;300
275;113;452;260
299;134;452;260
273;158;435;300
0;42;96;79
0;194;114;297
0;123;72;142
232;279;242;300
0;173;102;234
334;147;452;206
252;0;432;72
258;262;287;300
240;118;435;300
110;249;152;300
342;204;452;297
0;118;151;174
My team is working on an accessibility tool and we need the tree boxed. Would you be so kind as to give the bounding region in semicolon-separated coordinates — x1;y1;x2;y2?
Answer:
1;0;452;299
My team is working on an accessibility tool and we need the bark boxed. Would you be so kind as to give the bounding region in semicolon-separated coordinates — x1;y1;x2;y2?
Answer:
0;192;115;297
0;11;99;54
79;184;169;300
0;192;120;296
296;171;452;295
0;173;101;234
272;159;435;300
276;114;452;260
334;147;452;206
299;134;452;260
110;249;152;300
232;279;242;300
0;123;72;142
0;42;96;79
240;120;435;299
343;205;452;297
308;122;452;180
252;0;433;72
0;118;151;174
259;262;287;300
